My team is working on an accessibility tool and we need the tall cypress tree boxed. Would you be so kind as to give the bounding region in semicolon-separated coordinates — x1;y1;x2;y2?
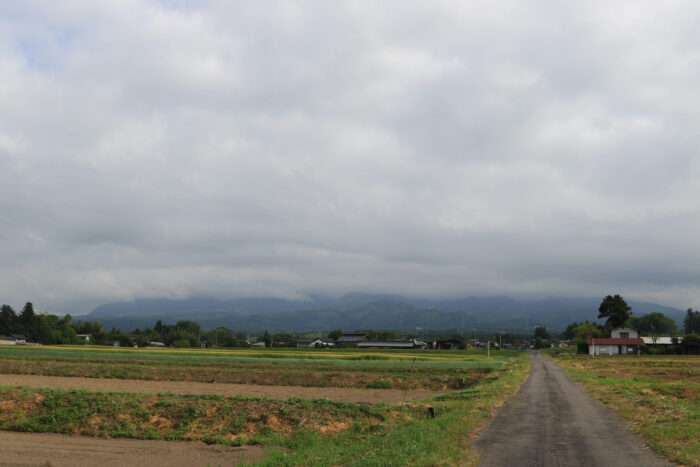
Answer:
0;305;17;335
19;302;39;340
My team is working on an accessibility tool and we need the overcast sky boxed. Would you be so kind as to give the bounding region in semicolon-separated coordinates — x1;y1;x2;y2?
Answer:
1;1;699;315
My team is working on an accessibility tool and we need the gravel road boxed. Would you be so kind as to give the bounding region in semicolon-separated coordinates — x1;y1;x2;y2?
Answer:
473;351;673;467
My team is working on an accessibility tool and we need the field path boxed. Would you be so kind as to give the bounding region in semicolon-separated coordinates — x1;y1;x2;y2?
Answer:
0;373;441;403
473;351;673;467
0;430;265;466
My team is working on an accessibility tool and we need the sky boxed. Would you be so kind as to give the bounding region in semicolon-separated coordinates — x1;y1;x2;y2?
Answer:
1;1;699;315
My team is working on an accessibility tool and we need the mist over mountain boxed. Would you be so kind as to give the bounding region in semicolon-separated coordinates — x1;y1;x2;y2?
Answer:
86;294;685;334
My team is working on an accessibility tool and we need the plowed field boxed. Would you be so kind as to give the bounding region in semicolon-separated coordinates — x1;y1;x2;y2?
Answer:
0;430;266;467
0;373;442;402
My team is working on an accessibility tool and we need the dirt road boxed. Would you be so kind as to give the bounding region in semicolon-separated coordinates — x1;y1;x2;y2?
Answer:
0;373;441;403
0;430;266;466
474;351;673;467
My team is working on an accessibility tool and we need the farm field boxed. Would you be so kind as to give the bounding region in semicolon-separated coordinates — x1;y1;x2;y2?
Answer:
552;354;700;467
0;346;530;466
0;346;507;391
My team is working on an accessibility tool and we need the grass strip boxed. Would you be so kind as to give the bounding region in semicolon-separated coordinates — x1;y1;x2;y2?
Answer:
0;386;411;445
553;354;699;467
0;346;517;368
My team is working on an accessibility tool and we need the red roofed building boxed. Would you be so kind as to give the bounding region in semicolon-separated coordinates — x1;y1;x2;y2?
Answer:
588;328;642;355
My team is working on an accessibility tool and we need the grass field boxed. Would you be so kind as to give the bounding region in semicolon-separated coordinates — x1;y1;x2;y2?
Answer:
0;346;531;465
552;354;700;467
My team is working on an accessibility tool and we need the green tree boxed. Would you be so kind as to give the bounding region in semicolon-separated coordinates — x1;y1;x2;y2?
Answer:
597;295;631;328
534;326;551;340
214;327;234;347
683;309;700;335
563;322;580;340
573;322;606;340
327;329;343;340
629;312;677;335
683;334;700;354
0;305;17;335
18;302;39;340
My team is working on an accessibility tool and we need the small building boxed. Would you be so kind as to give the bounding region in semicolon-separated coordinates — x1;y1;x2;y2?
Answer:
296;337;336;348
432;338;462;350
0;335;18;345
147;341;166;347
336;333;370;346
356;338;426;350
588;328;643;355
76;334;91;343
641;336;682;346
9;334;28;344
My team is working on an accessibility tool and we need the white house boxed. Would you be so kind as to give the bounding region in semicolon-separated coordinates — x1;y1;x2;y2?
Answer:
588;328;643;355
296;337;336;348
0;335;17;345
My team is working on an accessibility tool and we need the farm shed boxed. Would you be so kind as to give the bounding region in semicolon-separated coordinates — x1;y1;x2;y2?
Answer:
356;338;427;349
641;336;682;346
432;338;462;350
337;333;370;346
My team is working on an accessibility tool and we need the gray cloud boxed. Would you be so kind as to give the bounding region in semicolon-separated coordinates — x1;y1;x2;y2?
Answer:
1;1;699;314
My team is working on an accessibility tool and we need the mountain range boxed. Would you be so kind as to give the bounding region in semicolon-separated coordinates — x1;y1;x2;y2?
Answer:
83;293;686;335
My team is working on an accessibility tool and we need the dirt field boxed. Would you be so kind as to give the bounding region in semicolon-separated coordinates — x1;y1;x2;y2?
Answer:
0;373;443;403
0;430;266;466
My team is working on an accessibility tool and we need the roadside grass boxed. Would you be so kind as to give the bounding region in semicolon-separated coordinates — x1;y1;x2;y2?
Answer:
0;350;531;466
552;354;699;467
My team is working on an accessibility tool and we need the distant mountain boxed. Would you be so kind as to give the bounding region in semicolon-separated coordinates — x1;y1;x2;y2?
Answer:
85;294;686;334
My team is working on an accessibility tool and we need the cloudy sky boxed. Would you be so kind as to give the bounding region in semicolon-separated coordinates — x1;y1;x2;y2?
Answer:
1;1;699;315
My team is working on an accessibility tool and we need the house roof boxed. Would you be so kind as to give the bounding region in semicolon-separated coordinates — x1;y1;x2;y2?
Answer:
587;338;644;345
357;340;422;348
337;334;368;342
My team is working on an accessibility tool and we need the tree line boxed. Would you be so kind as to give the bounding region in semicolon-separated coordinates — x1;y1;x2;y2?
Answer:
0;302;105;345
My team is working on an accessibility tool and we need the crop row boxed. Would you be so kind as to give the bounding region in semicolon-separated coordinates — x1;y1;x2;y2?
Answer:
0;356;492;390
